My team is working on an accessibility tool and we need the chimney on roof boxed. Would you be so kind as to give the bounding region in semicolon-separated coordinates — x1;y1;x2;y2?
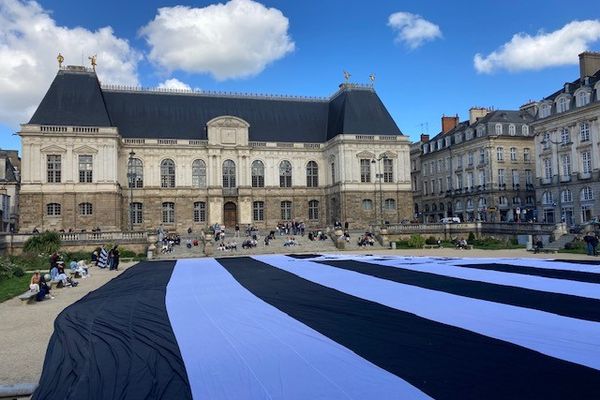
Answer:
469;107;490;125
441;115;459;134
420;134;430;143
579;52;600;79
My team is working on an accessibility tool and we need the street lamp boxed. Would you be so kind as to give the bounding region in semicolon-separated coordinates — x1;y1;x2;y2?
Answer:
371;154;388;226
541;137;562;224
127;150;136;231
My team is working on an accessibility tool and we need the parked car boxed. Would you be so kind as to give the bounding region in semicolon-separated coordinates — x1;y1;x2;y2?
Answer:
440;217;461;224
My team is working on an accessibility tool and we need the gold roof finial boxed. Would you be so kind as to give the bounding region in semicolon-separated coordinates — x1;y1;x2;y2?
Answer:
343;70;351;83
57;53;64;68
88;54;97;71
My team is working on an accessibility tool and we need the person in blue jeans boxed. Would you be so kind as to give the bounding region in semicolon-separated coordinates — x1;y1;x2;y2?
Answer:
584;233;595;256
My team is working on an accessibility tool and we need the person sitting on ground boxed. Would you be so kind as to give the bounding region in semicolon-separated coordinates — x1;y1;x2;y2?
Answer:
33;272;53;301
50;263;69;287
30;271;41;293
264;236;270;246
533;239;544;254
344;230;351;242
69;260;88;278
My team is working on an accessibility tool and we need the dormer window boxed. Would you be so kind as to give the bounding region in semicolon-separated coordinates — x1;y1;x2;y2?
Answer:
445;137;451;147
495;124;502;135
508;124;515;136
557;97;569;113
466;129;473;140
539;103;551;118
477;126;485;137
576;90;590;107
522;125;529;136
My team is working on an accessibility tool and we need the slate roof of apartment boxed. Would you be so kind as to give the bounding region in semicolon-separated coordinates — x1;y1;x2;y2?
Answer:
29;69;403;142
542;68;600;102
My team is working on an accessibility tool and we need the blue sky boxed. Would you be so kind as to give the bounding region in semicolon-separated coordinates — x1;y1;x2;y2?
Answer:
1;0;599;152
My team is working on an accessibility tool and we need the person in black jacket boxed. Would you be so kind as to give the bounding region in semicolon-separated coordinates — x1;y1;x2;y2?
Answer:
111;245;120;271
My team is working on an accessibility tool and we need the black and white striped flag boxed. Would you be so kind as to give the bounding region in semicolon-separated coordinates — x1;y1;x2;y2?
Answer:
33;254;600;399
97;248;108;268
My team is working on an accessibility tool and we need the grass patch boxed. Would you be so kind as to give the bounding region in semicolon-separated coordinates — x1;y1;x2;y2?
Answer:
559;240;586;254
0;273;32;303
472;238;525;250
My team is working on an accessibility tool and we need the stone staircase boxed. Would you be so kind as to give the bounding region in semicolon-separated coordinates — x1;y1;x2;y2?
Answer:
546;233;576;251
334;230;385;251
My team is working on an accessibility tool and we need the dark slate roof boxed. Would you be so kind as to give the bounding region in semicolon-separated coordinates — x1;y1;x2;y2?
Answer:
476;109;534;124
542;68;600;102
29;70;402;142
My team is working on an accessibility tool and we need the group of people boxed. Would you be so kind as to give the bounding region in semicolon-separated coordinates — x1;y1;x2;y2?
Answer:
29;253;89;302
455;238;469;249
217;241;238;251
91;245;120;270
307;230;328;241
584;232;599;256
277;221;306;236
283;237;298;247
357;232;376;247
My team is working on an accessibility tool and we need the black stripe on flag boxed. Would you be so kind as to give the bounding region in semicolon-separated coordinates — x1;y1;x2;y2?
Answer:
318;259;600;322
217;256;600;400
32;261;192;400
455;262;600;284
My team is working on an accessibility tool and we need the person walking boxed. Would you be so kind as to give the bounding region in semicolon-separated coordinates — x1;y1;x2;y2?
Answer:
585;233;595;256
592;233;599;257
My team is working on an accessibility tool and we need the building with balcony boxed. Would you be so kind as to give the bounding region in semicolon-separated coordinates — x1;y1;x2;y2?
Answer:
529;52;600;225
18;66;412;232
413;108;535;223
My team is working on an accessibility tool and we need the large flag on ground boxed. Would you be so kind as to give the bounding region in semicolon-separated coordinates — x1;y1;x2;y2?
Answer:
33;254;600;399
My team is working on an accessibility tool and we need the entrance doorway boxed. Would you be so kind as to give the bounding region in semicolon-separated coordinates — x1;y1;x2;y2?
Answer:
224;202;237;228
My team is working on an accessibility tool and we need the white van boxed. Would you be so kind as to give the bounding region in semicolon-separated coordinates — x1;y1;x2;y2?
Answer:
440;217;461;224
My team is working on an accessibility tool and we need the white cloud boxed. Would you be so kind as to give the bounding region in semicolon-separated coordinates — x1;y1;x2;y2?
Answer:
157;78;192;91
140;0;295;80
388;12;442;49
474;20;600;74
0;0;142;128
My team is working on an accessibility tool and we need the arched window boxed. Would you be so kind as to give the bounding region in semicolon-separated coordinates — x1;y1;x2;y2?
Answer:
306;161;319;187
540;103;551;118
508;124;516;136
308;200;319;220
222;160;236;188
253;201;264;221
522;125;529;136
561;189;573;203
279;160;292;187
557;97;569;113
192;160;207;188
576;91;590;107
384;198;396;211
130;202;143;224
455;200;463;211
477;126;485;137
128;158;144;188
79;202;93;215
495;124;502;135
466;199;473;209
47;203;61;216
251;160;265;187
362;199;373;211
281;200;292;220
478;197;487;208
162;202;175;223
193;201;206;222
542;191;554;205
160;159;176;188
581;187;594;201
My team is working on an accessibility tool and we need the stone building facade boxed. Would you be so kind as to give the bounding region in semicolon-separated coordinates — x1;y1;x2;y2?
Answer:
0;150;20;232
414;108;535;223
18;67;412;232
528;52;600;226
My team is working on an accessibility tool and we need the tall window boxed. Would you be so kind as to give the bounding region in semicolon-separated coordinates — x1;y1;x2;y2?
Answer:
78;202;92;215
561;189;572;203
525;170;533;185
362;199;373;210
542;191;554;205
47;203;61;216
478;170;486;186
581;187;594;201
384;198;396;211
193;202;206;222
561;154;571;176
279;160;292;187
130;202;143;224
560;128;570;144
456;154;463;168
360;159;371;182
522;125;529;136
160;159;176;188
192;160;207;188
251;160;265;188
510;147;517;161
331;160;336;183
512;170;519;185
498;169;505;185
508;124;516;136
281;200;292;220
222;160;236;188
128;158;144;188
468;152;474;166
162;202;175;223
423;181;428;195
495;124;502;135
308;200;319;220
496;147;504;161
543;158;552;179
523;148;530;162
467;172;474;188
580;122;590;142
253;201;264;221
306;161;319;187
581;151;592;174
542;132;550;149
383;158;393;183
78;155;93;183
479;148;485;164
577;91;590;107
47;155;61;183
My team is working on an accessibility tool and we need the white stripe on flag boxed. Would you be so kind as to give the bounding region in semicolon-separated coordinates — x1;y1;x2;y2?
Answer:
456;257;600;274
166;258;430;400
254;254;600;371
351;256;600;300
